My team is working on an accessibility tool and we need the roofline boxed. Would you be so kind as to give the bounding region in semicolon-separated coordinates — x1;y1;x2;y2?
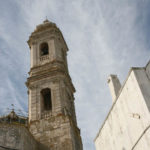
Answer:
145;60;150;68
94;66;145;142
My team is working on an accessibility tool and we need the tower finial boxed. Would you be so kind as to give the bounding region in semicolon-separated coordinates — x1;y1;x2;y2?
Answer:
44;16;49;23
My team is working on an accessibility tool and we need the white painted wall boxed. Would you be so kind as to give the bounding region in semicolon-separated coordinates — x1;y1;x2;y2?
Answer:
107;75;121;103
95;67;150;150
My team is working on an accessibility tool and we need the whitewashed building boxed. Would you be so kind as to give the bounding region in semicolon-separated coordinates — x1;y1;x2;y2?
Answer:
95;61;150;150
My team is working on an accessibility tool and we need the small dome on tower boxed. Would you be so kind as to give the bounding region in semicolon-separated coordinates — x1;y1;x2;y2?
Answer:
43;19;49;23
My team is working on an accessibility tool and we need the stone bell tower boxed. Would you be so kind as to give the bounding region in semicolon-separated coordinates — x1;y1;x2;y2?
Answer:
26;20;83;150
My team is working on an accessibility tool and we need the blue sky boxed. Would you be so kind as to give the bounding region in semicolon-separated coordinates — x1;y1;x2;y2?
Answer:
1;0;150;149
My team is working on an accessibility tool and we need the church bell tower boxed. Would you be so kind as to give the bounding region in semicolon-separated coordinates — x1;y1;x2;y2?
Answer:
26;20;83;150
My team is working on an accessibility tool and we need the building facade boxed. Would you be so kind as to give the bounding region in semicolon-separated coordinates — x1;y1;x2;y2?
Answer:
26;20;83;150
0;20;83;150
0;110;39;150
95;61;150;150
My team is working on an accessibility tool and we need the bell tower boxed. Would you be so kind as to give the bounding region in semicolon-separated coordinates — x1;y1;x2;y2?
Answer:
26;20;83;150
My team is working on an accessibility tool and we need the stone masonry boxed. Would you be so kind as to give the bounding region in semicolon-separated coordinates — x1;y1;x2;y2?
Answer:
26;20;83;150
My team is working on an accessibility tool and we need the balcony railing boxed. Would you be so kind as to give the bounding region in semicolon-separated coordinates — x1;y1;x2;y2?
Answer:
40;55;49;61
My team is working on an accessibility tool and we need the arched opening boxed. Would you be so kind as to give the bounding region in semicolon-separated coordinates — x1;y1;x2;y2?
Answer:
41;88;52;110
40;42;49;56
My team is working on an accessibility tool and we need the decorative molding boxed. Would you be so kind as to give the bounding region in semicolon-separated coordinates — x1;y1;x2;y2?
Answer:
40;55;49;61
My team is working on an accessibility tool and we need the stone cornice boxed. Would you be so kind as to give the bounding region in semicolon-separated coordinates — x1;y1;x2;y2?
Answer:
28;61;68;78
26;67;75;92
27;21;68;51
28;28;58;46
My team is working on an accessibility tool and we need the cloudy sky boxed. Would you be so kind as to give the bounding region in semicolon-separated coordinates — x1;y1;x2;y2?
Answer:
1;0;150;149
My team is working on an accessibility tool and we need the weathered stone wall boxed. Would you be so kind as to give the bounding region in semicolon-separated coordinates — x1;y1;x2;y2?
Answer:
95;68;150;150
0;123;38;150
29;114;82;150
27;20;83;150
28;78;67;122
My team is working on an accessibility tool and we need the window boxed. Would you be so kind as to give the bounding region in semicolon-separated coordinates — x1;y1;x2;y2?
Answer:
41;88;52;110
40;42;49;56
